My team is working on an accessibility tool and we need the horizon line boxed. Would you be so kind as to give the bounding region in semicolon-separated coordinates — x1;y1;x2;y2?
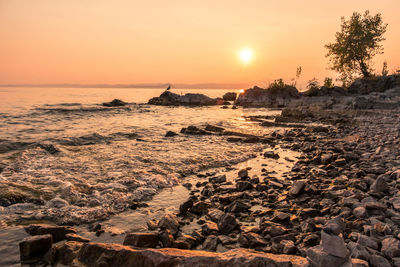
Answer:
0;82;250;90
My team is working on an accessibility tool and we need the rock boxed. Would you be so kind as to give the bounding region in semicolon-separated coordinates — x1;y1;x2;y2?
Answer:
179;198;194;215
123;232;160;248
353;207;367;218
238;169;249;179
222;92;237;101
351;258;369;267
281;240;296;254
190;201;209;215
165;131;178;137
289;181;306;196
19;234;53;264
158;213;180;235
218;213;239;235
226;200;250;213
208;209;225;222
369;254;392;267
25;224;77;242
102;99;127;107
38;143;60;154
236;181;253;191
307;245;347;267
205;125;225;132
209;175;227;183
159;230;174;248
264;151;280;159
56;241;83;266
74;243;309;266
149;91;219;106
381;237;400;258
235;85;300;108
65;233;90;243
370;176;388;192
202;235;219;251
201;221;219;235
320;230;349;258
238;232;268;248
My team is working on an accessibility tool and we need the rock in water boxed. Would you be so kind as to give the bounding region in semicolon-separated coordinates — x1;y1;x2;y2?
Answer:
102;99;127;107
19;234;53;264
222;92;237;101
148;91;219;106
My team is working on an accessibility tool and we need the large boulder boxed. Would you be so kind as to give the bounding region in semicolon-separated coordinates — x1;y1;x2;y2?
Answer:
348;74;400;95
19;234;53;264
235;85;300;107
148;91;219;106
72;243;309;267
222;92;237;101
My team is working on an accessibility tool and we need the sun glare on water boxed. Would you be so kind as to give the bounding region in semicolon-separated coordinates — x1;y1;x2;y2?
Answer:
239;49;253;64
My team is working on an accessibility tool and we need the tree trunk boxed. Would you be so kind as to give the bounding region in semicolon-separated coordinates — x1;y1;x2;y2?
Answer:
359;61;370;77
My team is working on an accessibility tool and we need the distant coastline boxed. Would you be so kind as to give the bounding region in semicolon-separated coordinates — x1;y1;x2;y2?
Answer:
0;83;248;90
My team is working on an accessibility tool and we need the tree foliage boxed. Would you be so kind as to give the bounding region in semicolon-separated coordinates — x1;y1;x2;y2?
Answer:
325;10;387;85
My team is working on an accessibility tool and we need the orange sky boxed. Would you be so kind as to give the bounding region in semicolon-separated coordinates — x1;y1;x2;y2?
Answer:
0;0;399;88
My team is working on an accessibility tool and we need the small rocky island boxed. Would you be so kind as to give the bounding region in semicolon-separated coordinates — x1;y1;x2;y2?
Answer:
14;74;400;267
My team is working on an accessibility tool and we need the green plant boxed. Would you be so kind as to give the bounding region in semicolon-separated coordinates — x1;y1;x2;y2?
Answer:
325;10;388;85
382;61;388;76
323;77;334;88
307;78;320;90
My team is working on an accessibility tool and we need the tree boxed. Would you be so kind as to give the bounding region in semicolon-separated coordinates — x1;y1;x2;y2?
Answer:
325;10;387;85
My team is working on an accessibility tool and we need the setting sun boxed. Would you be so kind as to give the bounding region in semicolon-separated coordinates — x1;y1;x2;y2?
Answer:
239;49;253;64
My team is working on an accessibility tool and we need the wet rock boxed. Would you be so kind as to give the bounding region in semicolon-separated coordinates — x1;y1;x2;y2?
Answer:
202;235;219;251
289;180;306;196
75;243;309;266
38;143;60;154
25;224;77;242
205;125;225;132
102;99;127;107
381;237;400;258
158;213;180;235
165;131;178;137
65;233;90;243
218;213;239;235
19;234;53;264
123;232;160;248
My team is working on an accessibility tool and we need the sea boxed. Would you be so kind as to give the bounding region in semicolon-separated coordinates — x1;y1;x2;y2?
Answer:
0;87;285;265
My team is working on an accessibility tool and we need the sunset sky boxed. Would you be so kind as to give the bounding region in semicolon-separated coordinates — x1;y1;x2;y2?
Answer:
1;0;399;88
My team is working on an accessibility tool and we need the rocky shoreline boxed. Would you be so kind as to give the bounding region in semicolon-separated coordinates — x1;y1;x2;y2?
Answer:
10;101;400;266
